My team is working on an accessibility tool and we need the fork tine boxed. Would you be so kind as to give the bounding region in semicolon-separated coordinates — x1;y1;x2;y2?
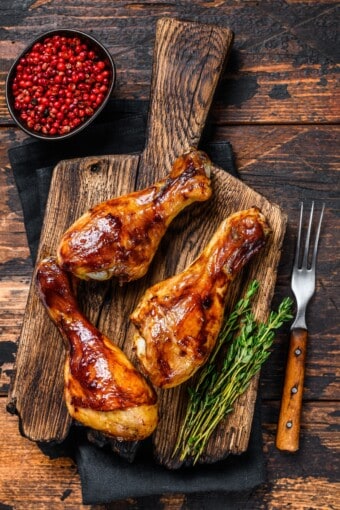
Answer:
294;202;304;268
311;203;325;269
302;201;314;268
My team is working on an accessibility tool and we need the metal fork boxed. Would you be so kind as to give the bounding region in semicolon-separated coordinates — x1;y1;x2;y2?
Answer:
276;201;325;452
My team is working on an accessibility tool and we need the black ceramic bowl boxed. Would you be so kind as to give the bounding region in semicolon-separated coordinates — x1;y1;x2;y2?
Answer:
6;29;115;141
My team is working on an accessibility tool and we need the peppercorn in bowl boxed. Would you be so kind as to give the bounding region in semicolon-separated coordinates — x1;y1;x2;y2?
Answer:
6;29;115;140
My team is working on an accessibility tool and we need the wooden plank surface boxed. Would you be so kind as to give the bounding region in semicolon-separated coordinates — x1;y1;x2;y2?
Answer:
0;0;339;506
1;399;338;510
0;1;339;125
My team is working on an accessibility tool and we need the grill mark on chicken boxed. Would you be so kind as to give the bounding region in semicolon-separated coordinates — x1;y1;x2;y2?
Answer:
201;295;213;309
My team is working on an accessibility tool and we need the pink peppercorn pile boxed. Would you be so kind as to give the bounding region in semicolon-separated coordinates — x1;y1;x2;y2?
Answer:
11;34;112;136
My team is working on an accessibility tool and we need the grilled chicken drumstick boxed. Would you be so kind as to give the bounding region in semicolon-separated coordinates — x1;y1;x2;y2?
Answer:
36;257;158;440
131;207;270;388
57;149;212;283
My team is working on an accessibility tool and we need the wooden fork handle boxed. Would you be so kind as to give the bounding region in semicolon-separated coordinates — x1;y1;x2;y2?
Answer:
276;328;308;452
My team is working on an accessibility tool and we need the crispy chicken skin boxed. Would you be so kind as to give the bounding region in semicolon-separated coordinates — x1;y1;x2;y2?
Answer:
36;257;158;440
130;207;271;388
57;149;212;283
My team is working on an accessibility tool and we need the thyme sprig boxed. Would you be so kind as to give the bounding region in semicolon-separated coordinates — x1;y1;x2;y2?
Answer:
173;281;293;464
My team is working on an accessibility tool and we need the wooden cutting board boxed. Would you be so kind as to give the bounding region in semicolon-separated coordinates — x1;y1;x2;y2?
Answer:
8;18;286;467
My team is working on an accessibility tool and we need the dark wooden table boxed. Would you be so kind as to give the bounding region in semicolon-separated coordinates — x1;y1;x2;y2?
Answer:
0;1;339;509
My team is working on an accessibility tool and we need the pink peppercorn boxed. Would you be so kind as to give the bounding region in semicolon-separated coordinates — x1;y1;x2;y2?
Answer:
11;34;112;136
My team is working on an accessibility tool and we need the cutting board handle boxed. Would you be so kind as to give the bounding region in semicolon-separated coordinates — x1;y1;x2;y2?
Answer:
139;17;234;185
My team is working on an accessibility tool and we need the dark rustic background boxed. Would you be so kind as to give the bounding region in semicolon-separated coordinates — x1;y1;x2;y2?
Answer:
0;1;339;508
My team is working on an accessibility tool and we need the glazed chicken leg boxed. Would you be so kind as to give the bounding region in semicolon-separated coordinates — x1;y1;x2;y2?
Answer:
57;149;212;283
36;257;158;440
130;207;270;388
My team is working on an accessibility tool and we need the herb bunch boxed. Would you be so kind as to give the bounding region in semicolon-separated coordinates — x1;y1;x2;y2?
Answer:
173;281;293;464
